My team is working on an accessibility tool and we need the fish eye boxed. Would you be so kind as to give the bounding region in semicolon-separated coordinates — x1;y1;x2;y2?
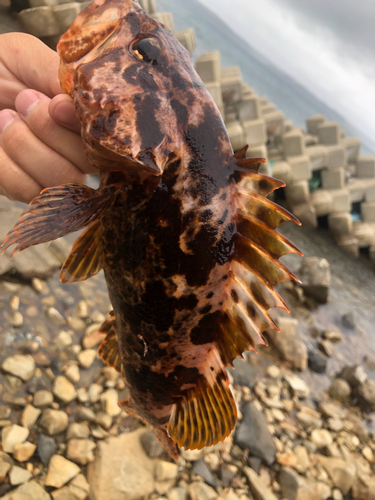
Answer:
131;37;161;65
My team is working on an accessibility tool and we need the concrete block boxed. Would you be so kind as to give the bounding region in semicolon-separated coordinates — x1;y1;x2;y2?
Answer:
53;2;81;31
328;212;352;236
287;155;311;182
337;235;359;257
18;7;60;36
326;144;346;168
242;119;267;146
347;178;365;203
285;180;310;205
152;12;175;32
310;190;333;216
357;155;375;178
246;143;268;163
317;121;341;145
241;83;255;98
205;82;224;116
264;110;285;137
261;103;276;115
226;121;246;153
361;201;375;222
304;134;319;147
175;28;196;55
306;145;328;171
195;51;221;84
291;203;317;228
364;179;375;202
353;222;375;247
237;96;261;122
329;189;351;213
282;129;305;157
321;167;345;190
272;161;291;184
306;114;326;135
221;66;243;104
342;137;361;163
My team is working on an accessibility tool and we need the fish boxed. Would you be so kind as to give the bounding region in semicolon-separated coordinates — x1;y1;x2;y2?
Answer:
2;0;302;460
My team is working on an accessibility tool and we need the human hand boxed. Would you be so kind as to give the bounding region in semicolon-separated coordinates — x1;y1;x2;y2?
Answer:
0;33;95;203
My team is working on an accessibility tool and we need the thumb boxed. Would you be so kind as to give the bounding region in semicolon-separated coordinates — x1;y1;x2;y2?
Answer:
0;33;62;98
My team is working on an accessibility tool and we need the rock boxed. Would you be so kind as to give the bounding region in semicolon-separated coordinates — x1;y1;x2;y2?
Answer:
346;413;368;442
362;446;374;462
55;331;73;350
155;461;179;481
317;339;334;357
46;307;67;327
293;446;310;473
329;379;351;402
39;409;68;435
299;257;330;303
139;430;164;458
51;487;71;500
318;400;347;420
308;350;327;373
83;323;106;349
53;376;77;404
77;407;96;422
21;405;42;429
2;425;29;453
1;480;50;500
33;390;54;409
316;482;332;500
63;363;80;384
0;461;11;482
87;429;155;500
45;455;80;488
66;439;96;465
311;429;333;448
243;466;278;500
227;359;259;389
167;487;187;500
2;355;35;382
318;456;356;494
267;317;307;370
341;312;355;329
192;458;219;488
352;471;375;500
355;379;375;411
69;473;90;500
95;412;112;431
88;384;103;403
0;406;11;420
328;418;344;432
284;374;310;399
234;402;276;466
323;330;343;342
339;365;368;388
77;349;96;369
13;442;36;462
266;365;281;379
9;465;32;485
279;467;320;500
100;389;121;417
188;481;218;500
67;423;90;440
37;435;57;466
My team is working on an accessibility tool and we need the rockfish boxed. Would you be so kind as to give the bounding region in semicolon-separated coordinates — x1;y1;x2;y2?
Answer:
2;0;301;459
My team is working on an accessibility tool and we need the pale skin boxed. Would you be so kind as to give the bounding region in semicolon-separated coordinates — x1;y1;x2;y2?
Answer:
0;33;97;203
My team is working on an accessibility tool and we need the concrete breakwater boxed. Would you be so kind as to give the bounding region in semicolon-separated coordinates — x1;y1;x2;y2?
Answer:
10;0;375;263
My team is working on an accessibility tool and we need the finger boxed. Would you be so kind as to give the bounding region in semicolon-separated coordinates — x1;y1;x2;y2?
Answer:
0;33;61;101
0;110;88;189
49;94;81;134
15;89;96;175
0;146;42;203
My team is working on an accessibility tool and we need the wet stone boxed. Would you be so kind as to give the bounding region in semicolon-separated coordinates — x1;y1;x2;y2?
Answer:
77;349;96;369
83;323;106;349
1;480;51;500
53;376;77;404
227;358;259;389
88;384;103;403
329;379;351;403
63;363;80;384
39;409;68;435
13;442;36;462
67;423;90;440
0;461;11;482
46;307;67;327
189;481;218;500
45;455;81;488
0;405;11;420
318;401;347;420
55;331;73;350
2;355;35;382
155;460;179;481
2;425;29;453
95;412;112;430
69;473;90;500
308;350;328;373
244;466;278;500
355;379;375;411
77;407;96;422
318;338;334;357
21;405;41;429
323;329;343;342
284;374;310;399
100;389;121;417
9;465;32;485
311;429;333;448
37;434;57;466
66;438;96;466
192;457;219;488
299;256;330;303
33;390;54;409
140;430;164;458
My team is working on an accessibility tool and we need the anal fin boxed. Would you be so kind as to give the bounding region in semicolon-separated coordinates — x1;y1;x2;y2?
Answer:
97;311;123;374
168;371;237;451
154;428;179;461
60;220;104;283
2;183;116;256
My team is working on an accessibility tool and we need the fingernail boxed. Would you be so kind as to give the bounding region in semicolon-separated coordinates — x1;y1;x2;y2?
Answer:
0;110;16;133
16;90;39;118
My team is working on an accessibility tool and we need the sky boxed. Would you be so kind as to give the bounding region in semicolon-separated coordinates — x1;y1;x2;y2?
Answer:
198;0;375;147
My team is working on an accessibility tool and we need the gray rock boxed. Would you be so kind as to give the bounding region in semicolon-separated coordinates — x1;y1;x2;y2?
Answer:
341;312;355;329
279;467;320;500
299;257;330;303
192;458;219;488
308;350;327;373
37;435;57;466
267;317;307;371
234;402;276;466
227;358;259;389
318;339;334;357
139;430;164;458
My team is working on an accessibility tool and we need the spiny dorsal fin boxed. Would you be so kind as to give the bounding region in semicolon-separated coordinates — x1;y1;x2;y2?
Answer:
168;371;237;451
60;220;104;283
97;311;123;374
1;184;116;256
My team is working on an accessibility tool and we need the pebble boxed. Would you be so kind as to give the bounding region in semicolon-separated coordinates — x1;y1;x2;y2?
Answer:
2;355;35;382
69;473;90;500
155;461;179;481
66;438;96;465
318;456;356;494
77;407;96;422
0;461;11;482
311;429;333;448
39;409;69;435
33;390;54;409
100;389;121;417
318;339;334;357
192;458;219;488
88;383;103;403
63;363;80;384
37;435;57;466
244;466;278;500
55;331;73;350
67;423;90;440
77;388;89;404
46;307;67;326
329;379;351;402
332;489;343;500
267;365;281;379
140;430;164;458
328;418;344;432
11;311;23;328
0;406;11;420
323;330;343;342
9;295;20;311
83;323;106;349
2;425;29;453
53;376;77;404
95;412;112;430
13;442;36;462
284;374;310;399
308;350;328;373
51;486;71;500
9;465;32;485
78;349;97;369
362;446;374;462
45;455;81;488
318;400;347;420
189;481;218;500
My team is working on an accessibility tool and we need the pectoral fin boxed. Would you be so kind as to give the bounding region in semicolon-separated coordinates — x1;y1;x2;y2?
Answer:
97;311;123;374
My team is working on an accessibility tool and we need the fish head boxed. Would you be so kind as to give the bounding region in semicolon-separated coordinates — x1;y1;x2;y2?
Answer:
57;0;211;176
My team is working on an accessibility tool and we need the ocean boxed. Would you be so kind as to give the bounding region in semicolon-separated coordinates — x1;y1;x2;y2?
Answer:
158;0;375;155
